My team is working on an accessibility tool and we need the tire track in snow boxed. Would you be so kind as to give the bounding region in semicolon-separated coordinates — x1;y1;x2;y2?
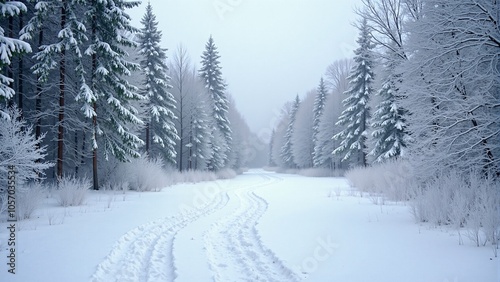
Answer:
90;191;229;282
204;173;300;282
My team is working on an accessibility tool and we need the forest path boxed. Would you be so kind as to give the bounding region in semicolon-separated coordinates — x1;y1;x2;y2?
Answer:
90;170;299;282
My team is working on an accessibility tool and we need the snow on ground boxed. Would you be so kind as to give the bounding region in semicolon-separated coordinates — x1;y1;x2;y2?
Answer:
0;169;498;282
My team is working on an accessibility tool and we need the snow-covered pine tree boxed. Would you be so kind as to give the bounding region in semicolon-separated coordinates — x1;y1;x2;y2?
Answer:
370;47;408;162
333;18;375;167
280;95;300;168
138;2;178;164
199;35;231;170
314;59;352;170
188;98;212;170
271;103;291;168
312;77;328;167
21;0;89;178
86;0;143;189
0;1;31;119
292;90;315;168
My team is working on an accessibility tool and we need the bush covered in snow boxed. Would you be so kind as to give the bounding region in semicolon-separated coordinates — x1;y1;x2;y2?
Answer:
408;172;500;248
102;155;239;192
17;182;46;220
347;161;500;250
103;155;171;192
345;160;412;202
216;169;238;179
57;176;90;207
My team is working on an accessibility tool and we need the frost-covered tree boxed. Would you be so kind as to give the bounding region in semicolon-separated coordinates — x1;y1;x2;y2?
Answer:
315;59;352;169
271;103;291;168
0;1;31;119
170;45;193;170
0;108;52;184
402;0;500;177
325;59;352;92
86;0;143;189
315;66;351;169
312;78;328;167
333;18;375;167
187;97;212;170
370;47;409;162
199;35;231;169
280;95;300;168
359;0;417;163
138;2;178;164
292;90;315;168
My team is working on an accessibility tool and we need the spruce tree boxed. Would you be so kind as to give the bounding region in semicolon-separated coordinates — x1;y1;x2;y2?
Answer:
199;35;231;169
370;48;408;162
280;95;300;168
138;2;178;164
333;18;374;167
188;101;211;170
86;0;143;189
0;1;31;119
21;0;89;178
312;77;328;167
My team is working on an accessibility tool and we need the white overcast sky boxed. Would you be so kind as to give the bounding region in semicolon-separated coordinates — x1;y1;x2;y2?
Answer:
127;0;361;139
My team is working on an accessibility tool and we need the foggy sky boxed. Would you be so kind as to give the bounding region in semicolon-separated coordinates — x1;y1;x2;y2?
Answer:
127;0;361;141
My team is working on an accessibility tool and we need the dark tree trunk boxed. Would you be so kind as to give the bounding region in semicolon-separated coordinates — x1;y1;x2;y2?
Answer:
91;7;99;190
145;123;150;156
7;17;13;108
57;4;67;179
17;12;24;115
93;102;98;190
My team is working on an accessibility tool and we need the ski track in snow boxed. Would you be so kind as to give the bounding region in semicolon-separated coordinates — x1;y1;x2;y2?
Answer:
90;190;229;282
90;172;299;282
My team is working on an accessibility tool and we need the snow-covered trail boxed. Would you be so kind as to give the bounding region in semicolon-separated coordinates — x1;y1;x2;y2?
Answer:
91;171;299;282
203;173;299;282
1;170;496;282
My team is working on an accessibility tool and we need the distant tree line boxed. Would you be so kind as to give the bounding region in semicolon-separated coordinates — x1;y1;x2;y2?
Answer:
270;0;500;180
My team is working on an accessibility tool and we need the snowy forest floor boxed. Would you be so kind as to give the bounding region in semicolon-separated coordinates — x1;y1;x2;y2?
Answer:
0;169;498;282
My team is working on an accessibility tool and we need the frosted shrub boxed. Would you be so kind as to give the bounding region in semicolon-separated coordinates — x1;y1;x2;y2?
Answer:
409;171;460;225
345;166;375;193
127;156;170;192
408;183;429;222
216;169;237;180
345;160;412;201
16;182;46;220
109;156;170;192
448;181;472;245
425;178;453;226
57;176;90;207
408;170;500;250
466;174;500;248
